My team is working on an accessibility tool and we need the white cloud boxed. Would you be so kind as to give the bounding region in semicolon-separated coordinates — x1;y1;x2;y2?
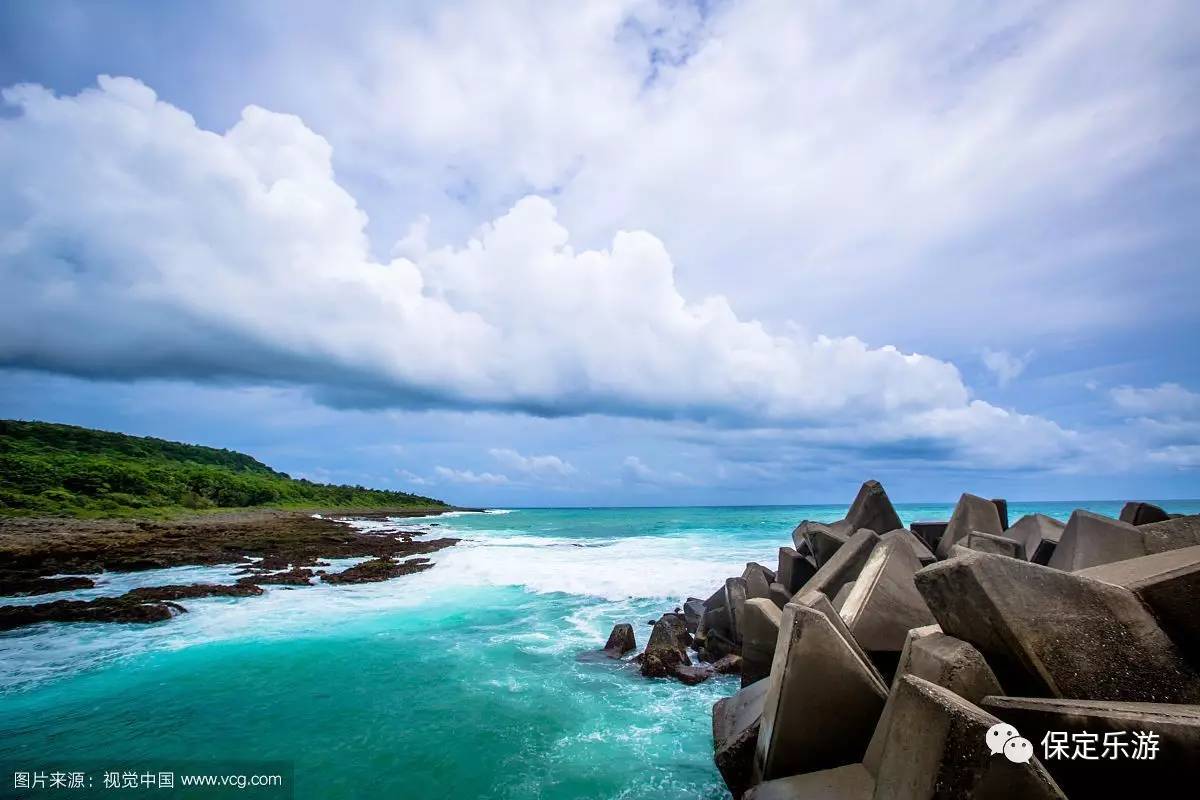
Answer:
489;448;576;477
982;349;1031;386
0;76;1086;469
1111;383;1200;417
433;466;510;485
621;456;700;488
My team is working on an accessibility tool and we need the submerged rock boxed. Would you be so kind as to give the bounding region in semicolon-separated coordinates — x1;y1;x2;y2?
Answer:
0;597;185;631
640;614;691;678
124;583;264;601
0;575;95;597
674;663;715;685
238;567;315;586
321;557;434;584
603;623;637;658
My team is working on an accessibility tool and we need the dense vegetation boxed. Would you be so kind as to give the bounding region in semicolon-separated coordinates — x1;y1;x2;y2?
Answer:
0;420;446;517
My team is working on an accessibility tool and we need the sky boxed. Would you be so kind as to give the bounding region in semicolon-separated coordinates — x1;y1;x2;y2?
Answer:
1;0;1198;507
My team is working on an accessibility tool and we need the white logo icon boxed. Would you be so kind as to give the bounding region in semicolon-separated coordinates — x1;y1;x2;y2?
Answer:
1003;736;1034;763
985;722;1019;755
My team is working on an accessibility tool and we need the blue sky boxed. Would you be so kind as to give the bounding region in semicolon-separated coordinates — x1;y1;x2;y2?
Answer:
1;0;1198;507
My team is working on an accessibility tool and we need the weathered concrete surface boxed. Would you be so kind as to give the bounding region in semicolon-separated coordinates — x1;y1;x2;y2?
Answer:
840;537;935;654
831;581;854;612
1078;545;1200;667
991;498;1009;530
603;623;636;658
935;493;1004;560
909;521;948;553
981;696;1200;797
743;598;783;687
872;676;1065;799
864;627;1003;775
915;550;1200;702
714;678;771;799
793;590;882;685
640;613;691;678
798;529;880;600
879;529;935;566
743;562;774;600
726;577;749;644
799;522;853;567
844;480;904;535
1008;514;1065;566
1048;510;1146;571
756;603;888;780
768;582;791;609
683;597;706;633
964;530;1026;560
1139;514;1200;554
776;546;817;594
743;764;874;800
1120;501;1170;526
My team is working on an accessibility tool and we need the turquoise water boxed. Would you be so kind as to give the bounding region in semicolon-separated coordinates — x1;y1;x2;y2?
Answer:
2;501;1198;799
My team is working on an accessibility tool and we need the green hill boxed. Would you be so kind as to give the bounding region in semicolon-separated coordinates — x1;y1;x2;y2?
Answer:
0;420;446;517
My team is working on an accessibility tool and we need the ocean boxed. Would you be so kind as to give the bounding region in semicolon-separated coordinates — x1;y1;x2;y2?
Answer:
2;501;1197;799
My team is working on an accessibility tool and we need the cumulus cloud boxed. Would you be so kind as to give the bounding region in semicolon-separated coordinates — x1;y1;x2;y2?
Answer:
489;448;576;477
433;466;510;485
0;77;1085;469
1111;383;1200;417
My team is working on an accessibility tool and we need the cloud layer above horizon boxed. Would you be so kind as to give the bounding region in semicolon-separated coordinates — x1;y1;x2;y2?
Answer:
0;0;1197;503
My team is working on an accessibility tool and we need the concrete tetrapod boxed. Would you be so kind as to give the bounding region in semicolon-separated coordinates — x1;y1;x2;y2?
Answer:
914;550;1200;702
797;529;880;600
843;479;905;535
839;537;935;655
1007;514;1065;566
713;678;771;799
1048;509;1146;572
934;492;1003;560
742;598;782;687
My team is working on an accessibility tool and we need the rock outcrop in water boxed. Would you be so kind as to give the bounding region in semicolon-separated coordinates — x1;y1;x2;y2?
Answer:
647;481;1200;798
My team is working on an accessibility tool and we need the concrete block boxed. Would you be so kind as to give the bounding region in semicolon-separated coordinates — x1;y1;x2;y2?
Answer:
935;493;1004;560
991;498;1009;530
831;581;854;612
743;562;774;600
777;546;817;594
701;606;731;640
1048;509;1145;571
915;550;1200;702
965;530;1027;560
726;577;749;644
705;585;728;610
844;479;904;535
743;598;783;687
683;597;706;633
909;521;948;552
714;678;770;799
799;521;853;567
1008;514;1065;566
798;529;880;600
840;537;935;654
1120;501;1170;526
879;529;935;566
793;590;882;686
1077;544;1200;666
864;628;1003;775
872;676;1065;799
1139;513;1200;554
981;696;1200;797
743;764;874;800
756;603;888;780
768;582;791;610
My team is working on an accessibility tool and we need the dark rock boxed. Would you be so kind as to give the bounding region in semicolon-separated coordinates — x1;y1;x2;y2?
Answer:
935;493;1004;559
981;696;1200;798
713;678;770;799
0;575;95;597
320;557;433;584
674;663;714;685
0;597;185;631
991;498;1010;530
701;630;737;662
844;479;904;535
238;567;314;586
915;549;1200;702
712;653;743;675
602;622;637;658
640;614;691;678
1120;501;1171;526
124;583;264;601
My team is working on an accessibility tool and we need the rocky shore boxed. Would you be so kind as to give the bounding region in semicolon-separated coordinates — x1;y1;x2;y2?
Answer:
0;508;459;630
602;482;1200;798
